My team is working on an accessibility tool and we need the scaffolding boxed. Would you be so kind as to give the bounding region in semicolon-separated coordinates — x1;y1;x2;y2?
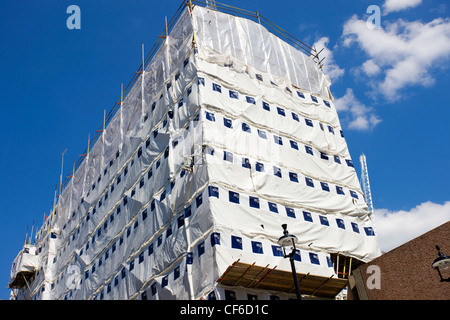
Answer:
58;0;323;196
217;260;348;298
10;0;380;300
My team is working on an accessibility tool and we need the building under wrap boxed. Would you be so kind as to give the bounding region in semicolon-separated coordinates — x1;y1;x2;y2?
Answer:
9;1;381;300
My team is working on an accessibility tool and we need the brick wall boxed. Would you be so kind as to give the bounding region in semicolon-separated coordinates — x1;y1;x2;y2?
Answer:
348;221;450;300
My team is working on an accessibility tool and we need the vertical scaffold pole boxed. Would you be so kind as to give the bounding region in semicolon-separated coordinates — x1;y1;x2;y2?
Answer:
120;84;124;144
59;148;67;195
141;44;145;119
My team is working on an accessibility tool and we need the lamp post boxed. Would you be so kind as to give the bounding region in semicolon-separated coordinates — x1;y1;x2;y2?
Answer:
432;245;450;282
278;224;302;300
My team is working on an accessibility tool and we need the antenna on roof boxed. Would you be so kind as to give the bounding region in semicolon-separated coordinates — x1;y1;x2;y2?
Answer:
360;153;374;214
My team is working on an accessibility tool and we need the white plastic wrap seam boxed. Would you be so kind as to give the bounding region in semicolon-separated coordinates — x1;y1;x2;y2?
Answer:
205;135;359;191
202;174;379;261
200;110;360;189
200;99;347;158
195;61;338;126
195;67;340;130
196;76;348;158
201;118;358;189
204;145;365;208
204;184;377;251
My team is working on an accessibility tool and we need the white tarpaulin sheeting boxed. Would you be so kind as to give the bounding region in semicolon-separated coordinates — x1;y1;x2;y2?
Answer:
11;5;380;301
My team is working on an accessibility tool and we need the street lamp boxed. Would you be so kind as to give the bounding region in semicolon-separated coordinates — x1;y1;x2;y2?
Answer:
278;224;302;300
432;245;450;282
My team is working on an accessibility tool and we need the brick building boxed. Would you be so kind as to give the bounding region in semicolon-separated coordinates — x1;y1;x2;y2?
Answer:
348;221;450;300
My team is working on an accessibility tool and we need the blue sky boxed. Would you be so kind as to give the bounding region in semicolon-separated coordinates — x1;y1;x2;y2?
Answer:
1;0;449;300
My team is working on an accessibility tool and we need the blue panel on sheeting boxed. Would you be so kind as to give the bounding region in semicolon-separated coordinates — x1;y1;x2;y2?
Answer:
268;202;278;213
242;122;251;133
206;111;215;121
303;211;313;222
231;236;243;250
309;252;320;265
251;241;264;254
336;218;345;229
211;232;220;246
196;194;203;208
208;186;219;198
351;222;360;233
197;242;205;257
286;207;296;218
258;129;267;139
272;245;284;257
321;182;330;192
290;140;298;150
294;249;301;262
229;191;239;204
229;90;239;99
246;96;256;104
255;162;264;172
223;118;233;128
364;227;376;236
224;151;233;162
273;166;282;178
249;196;260;209
320;215;329;226
212;83;221;92
289;172;298;182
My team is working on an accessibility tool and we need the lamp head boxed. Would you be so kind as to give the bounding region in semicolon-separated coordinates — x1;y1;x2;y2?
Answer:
277;224;298;248
432;245;450;270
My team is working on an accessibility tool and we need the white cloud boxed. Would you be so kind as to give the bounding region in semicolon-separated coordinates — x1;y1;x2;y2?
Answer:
334;88;381;130
373;201;450;253
383;0;422;14
342;16;450;101
361;59;381;76
313;37;345;82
